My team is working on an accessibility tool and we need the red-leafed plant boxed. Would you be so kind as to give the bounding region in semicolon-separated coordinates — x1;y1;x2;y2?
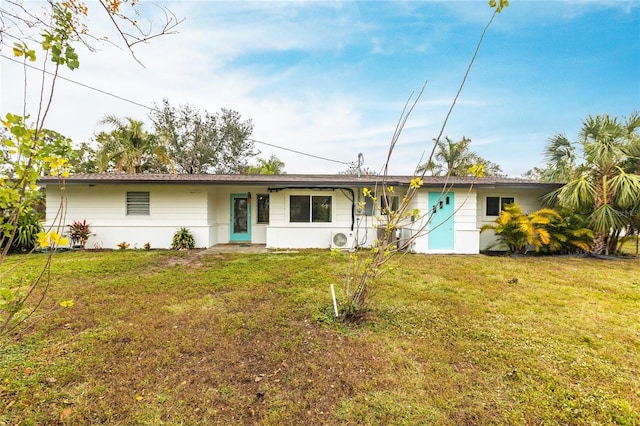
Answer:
68;220;91;249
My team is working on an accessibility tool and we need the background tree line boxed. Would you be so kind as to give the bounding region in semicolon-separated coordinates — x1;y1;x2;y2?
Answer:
70;99;286;175
339;136;506;177
73;99;509;178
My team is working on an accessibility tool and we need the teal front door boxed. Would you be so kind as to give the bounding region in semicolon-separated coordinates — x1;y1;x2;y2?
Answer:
428;192;454;250
230;194;251;242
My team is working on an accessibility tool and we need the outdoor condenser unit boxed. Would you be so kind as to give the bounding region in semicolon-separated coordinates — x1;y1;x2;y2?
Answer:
331;231;356;250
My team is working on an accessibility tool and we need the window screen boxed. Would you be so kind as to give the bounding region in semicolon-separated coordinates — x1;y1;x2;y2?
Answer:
501;197;515;210
363;194;399;216
311;195;332;222
380;195;399;213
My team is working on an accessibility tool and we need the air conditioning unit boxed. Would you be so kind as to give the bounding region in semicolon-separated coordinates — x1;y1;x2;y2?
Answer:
331;231;355;250
398;228;413;251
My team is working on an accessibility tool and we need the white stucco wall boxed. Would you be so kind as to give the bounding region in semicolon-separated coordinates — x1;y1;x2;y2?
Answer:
47;183;357;249
206;186;270;245
46;184;211;249
207;187;220;246
345;187;479;254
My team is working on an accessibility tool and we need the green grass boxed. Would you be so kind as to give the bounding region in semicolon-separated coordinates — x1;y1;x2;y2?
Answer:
1;249;639;425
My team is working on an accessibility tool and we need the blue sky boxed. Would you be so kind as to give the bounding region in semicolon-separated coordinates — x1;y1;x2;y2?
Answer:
1;1;639;176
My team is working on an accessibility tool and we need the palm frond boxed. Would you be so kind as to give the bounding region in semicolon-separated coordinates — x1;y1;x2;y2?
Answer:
581;114;627;168
624;110;640;134
544;133;576;181
557;176;596;211
589;204;627;234
608;170;640;208
537;228;551;246
571;228;595;238
570;240;592;252
540;187;561;207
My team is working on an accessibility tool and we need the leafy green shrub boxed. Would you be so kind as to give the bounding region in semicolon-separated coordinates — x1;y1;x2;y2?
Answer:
481;203;559;254
171;227;195;250
481;203;596;255
542;211;593;254
2;209;44;253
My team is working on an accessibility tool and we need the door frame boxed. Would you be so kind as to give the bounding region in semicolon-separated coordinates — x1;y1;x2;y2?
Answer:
229;193;251;242
428;192;455;251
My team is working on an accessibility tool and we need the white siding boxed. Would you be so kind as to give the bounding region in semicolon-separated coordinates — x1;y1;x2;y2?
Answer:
46;180;550;253
47;184;210;249
348;188;479;254
207;187;220;246
205;186;270;245
48;183;275;249
453;189;480;254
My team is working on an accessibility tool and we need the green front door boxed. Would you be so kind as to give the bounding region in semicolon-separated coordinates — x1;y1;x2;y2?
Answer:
230;194;251;242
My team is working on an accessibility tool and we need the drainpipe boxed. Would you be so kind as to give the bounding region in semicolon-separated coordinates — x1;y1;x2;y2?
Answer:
347;188;355;231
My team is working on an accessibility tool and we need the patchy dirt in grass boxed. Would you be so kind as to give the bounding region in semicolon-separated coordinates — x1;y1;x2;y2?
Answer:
159;245;271;268
1;251;639;425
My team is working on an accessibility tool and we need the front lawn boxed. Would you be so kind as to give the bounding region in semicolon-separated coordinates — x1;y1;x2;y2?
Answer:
1;250;638;425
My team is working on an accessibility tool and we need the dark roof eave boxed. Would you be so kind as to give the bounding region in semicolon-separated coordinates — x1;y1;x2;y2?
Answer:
37;173;564;189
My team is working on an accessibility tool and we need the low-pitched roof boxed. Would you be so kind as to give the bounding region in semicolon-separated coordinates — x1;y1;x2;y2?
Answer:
38;173;562;189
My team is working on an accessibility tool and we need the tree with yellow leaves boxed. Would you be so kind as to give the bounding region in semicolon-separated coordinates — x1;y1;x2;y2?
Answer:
0;1;181;335
337;0;509;321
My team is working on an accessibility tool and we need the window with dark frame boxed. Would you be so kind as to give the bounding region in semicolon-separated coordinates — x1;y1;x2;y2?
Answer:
290;195;332;223
380;195;400;214
290;195;310;222
126;191;150;216
364;194;400;216
486;196;515;216
311;195;332;222
257;194;270;224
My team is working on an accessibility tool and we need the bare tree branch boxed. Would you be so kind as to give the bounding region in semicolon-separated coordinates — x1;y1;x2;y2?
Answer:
97;0;183;67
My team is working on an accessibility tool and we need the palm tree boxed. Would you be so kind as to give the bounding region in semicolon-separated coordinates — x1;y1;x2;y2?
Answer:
418;136;504;177
543;210;594;254
544;112;640;255
95;116;172;173
435;136;474;176
246;155;285;175
480;203;560;254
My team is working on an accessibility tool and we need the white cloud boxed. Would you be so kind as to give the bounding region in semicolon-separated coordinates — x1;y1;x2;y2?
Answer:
2;0;638;178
